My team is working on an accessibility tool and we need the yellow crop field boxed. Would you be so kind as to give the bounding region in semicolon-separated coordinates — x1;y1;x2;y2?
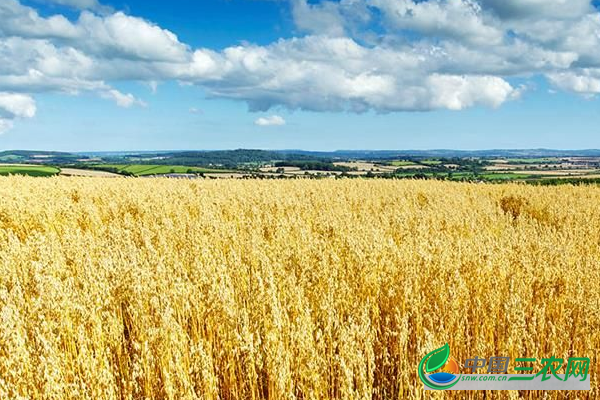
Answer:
0;177;598;399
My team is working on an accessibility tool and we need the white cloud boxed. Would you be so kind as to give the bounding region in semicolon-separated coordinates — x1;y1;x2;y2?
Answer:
76;12;189;62
426;74;514;110
0;92;36;134
0;4;189;61
255;115;286;126
0;0;79;39
177;36;520;112
100;89;146;108
0;93;37;118
291;0;346;36
547;70;600;95
370;0;504;46
291;0;372;37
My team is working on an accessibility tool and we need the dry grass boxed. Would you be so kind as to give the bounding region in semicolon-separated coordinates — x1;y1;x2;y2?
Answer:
0;177;598;399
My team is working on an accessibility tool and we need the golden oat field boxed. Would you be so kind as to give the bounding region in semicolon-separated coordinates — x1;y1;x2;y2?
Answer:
0;177;598;400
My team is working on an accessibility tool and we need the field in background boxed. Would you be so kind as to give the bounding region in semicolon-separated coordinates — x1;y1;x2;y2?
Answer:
90;164;231;176
2;150;600;182
0;177;598;399
0;165;59;177
58;168;121;177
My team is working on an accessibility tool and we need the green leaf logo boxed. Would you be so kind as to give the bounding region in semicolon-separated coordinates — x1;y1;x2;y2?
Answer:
425;343;450;372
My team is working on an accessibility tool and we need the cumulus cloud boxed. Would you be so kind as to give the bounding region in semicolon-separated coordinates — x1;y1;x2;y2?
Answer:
175;37;522;112
1;3;188;61
76;12;189;62
0;0;79;39
255;115;286;126
547;70;600;95
100;89;146;108
0;93;37;118
291;0;346;36
370;0;504;46
0;92;36;134
1;0;600;134
291;0;372;37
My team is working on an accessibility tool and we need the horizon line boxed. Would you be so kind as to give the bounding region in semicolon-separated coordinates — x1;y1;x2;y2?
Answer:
3;148;600;154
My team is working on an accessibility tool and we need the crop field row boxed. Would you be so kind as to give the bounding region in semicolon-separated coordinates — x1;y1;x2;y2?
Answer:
92;164;230;176
0;177;598;399
393;171;534;180
389;160;417;166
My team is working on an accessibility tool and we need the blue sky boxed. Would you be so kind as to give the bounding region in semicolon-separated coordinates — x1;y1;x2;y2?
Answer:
1;0;600;151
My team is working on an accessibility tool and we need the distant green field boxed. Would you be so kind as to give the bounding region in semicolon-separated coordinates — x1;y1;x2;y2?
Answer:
448;172;476;179
390;160;416;166
93;164;230;176
393;171;533;181
421;160;443;165
479;173;532;180
0;166;60;177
